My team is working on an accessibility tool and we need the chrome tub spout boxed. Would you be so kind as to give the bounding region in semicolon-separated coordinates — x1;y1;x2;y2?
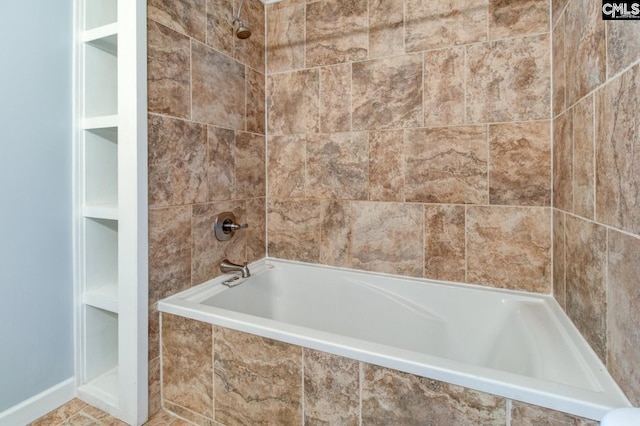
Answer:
220;259;251;278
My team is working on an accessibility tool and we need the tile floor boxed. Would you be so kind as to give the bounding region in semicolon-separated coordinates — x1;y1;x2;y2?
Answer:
29;399;187;426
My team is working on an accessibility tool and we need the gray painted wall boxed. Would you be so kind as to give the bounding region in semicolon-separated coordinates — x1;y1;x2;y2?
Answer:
0;0;74;412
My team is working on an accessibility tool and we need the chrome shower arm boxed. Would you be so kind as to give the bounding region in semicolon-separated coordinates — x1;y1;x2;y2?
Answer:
234;0;245;21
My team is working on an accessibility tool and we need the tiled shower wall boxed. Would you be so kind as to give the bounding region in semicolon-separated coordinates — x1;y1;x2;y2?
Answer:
265;0;554;292
146;0;267;414
551;0;640;406
145;0;640;419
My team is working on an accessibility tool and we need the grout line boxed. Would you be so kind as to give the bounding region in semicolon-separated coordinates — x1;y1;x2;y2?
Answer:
189;40;193;122
301;349;305;426
211;325;215;422
464;204;468;283
592;92;597;222
358;362;363;426
604;226;610;363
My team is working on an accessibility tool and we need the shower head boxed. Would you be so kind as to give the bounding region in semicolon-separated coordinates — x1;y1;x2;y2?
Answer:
233;0;252;39
236;22;252;39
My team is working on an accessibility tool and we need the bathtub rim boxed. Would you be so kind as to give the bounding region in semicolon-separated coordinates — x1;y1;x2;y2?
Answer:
157;257;631;421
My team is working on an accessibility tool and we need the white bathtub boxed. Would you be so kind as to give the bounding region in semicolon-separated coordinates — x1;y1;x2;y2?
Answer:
158;258;630;420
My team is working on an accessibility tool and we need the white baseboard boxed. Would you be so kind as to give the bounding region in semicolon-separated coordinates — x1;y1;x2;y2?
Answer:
0;378;75;426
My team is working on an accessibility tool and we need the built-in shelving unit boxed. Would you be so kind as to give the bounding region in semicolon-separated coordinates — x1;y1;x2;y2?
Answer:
74;0;148;424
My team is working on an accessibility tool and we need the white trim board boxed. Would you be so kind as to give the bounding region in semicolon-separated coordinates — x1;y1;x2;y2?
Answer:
0;378;75;426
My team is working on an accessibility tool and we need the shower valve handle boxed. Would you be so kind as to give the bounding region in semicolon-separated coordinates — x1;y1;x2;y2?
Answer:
222;220;248;232
214;211;248;241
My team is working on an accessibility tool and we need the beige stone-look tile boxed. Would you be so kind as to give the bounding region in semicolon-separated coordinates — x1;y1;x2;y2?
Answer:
80;405;128;426
148;20;191;120
467;206;551;292
303;349;359;426
191;202;246;285
207;126;235;202
246;197;266;262
268;0;304;11
405;0;488;52
162;314;213;419
306;132;368;200
607;21;640;78
320;63;352;133
565;0;605;106
352;54;423;130
572;94;595;219
552;0;569;27
424;204;466;282
29;398;87;426
565;215;607;362
267;198;327;262
148;356;162;416
235;132;265;199
607;230;640;406
145;409;181;425
205;0;234;57
405;126;488;204
553;11;566;116
149;303;161;360
319;200;352;268
149;206;192;305
145;409;180;425
596;64;640;234
553;111;573;212
489;121;551;206
214;327;302;425
165;401;217;426
488;0;549;40
511;401;598;425
148;0;206;42
234;0;265;73
192;40;246;130
552;210;566;309
246;67;265;135
267;135;306;198
306;0;368;67
369;130;404;202
59;413;101;426
267;69;320;135
350;202;424;277
149;114;208;207
267;3;305;73
369;0;404;59
424;47;466;126
467;34;550;123
362;364;506;425
170;419;197;426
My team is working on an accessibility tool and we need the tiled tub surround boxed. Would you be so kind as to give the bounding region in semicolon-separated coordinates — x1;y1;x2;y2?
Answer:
147;0;267;414
144;0;640;420
159;312;602;425
158;259;630;422
552;0;640;408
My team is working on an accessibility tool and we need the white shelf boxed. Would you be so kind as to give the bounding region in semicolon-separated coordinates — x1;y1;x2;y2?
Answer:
83;205;118;220
84;284;119;313
75;0;148;423
82;115;118;130
84;27;118;55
